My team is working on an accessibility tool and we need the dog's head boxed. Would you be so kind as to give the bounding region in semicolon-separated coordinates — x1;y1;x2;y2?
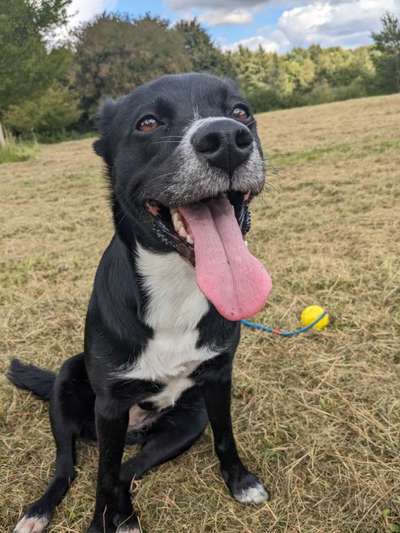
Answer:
94;73;271;320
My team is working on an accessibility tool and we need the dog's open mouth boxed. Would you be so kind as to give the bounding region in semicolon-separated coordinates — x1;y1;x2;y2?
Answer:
145;192;272;321
146;191;251;260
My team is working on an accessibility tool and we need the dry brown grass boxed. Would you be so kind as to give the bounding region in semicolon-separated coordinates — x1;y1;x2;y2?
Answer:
1;94;400;532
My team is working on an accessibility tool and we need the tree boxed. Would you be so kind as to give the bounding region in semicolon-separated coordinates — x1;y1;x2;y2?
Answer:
372;12;400;92
73;14;192;127
175;19;233;77
5;85;81;140
228;42;380;112
0;0;72;144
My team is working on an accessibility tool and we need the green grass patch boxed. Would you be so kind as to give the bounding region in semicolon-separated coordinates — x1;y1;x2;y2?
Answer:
38;130;96;144
0;139;38;164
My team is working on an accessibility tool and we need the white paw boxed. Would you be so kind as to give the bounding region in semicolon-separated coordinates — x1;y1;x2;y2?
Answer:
117;528;140;533
234;482;269;504
14;515;49;533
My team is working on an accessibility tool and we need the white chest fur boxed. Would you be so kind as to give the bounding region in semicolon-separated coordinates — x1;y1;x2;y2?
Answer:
119;245;219;410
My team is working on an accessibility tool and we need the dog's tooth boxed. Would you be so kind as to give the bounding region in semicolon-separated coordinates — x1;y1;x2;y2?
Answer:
178;227;188;239
171;209;190;240
172;213;182;231
172;211;183;223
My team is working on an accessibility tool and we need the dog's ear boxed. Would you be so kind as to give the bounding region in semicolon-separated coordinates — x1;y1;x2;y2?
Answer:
93;98;118;167
222;76;240;92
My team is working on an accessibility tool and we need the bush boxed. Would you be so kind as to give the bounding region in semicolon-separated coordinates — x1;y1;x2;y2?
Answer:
242;87;286;113
4;85;81;140
292;79;369;107
0;135;38;164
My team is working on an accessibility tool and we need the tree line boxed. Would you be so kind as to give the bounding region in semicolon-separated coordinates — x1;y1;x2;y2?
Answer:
0;0;399;143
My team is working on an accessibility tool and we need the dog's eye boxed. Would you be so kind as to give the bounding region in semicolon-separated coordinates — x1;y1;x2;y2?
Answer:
137;115;161;133
232;106;250;122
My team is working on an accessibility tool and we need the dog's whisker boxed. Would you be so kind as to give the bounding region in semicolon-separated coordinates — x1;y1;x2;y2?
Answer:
152;172;177;180
157;136;183;140
151;141;182;145
264;181;280;193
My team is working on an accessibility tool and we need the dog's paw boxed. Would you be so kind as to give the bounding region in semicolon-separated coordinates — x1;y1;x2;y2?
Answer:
13;514;49;533
223;465;270;505
233;480;269;504
88;525;140;533
115;516;141;533
87;515;140;533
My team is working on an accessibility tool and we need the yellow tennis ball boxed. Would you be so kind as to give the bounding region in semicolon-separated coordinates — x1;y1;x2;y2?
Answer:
300;305;330;331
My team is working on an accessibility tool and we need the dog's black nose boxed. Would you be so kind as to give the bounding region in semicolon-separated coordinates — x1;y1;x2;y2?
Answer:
191;119;253;174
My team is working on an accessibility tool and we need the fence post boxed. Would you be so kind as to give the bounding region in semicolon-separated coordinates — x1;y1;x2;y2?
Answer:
0;122;6;147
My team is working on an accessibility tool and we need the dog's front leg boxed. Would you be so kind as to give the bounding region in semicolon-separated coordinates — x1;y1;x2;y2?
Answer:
202;376;270;505
88;400;140;533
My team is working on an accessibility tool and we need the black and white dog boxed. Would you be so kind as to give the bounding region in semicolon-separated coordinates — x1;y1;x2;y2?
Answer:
8;73;272;533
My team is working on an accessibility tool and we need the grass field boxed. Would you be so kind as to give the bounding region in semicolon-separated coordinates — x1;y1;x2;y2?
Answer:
1;94;400;533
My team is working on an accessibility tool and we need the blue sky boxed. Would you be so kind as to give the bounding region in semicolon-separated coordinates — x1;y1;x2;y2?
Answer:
68;0;400;53
114;0;284;48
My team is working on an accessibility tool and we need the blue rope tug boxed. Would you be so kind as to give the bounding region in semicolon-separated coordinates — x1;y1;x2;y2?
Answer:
241;310;328;337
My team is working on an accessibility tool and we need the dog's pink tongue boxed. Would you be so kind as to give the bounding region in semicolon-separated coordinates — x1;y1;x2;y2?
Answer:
179;197;272;321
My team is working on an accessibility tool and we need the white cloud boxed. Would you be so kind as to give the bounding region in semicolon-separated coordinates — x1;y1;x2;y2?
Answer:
67;0;118;28
226;0;400;52
199;8;253;26
51;0;117;43
223;34;283;52
277;0;400;48
168;0;267;26
168;0;267;8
